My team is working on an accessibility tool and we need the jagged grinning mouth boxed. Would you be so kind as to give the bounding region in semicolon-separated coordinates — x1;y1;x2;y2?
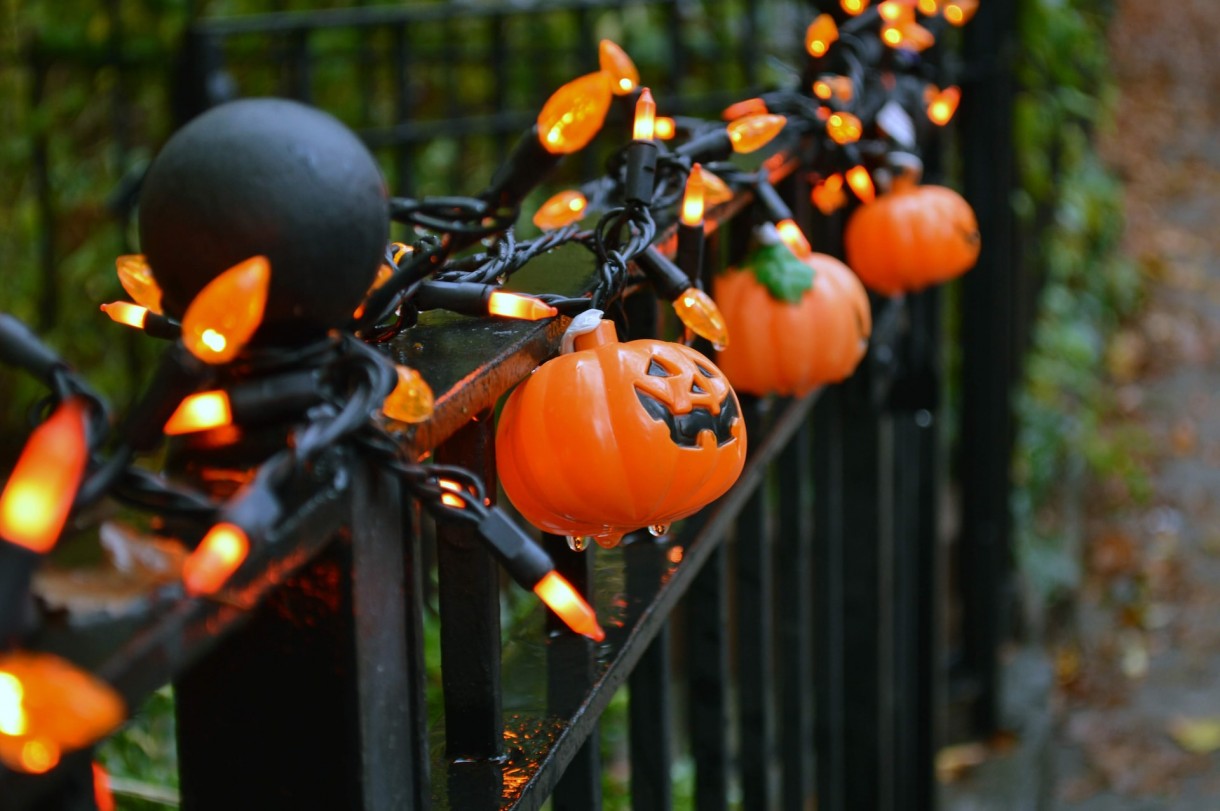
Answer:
634;389;740;447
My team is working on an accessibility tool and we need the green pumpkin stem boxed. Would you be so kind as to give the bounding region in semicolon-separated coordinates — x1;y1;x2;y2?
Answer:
747;241;814;304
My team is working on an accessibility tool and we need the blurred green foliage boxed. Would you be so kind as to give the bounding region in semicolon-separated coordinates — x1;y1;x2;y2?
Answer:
1011;0;1144;607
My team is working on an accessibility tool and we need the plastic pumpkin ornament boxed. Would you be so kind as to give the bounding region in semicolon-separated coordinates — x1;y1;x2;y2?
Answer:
843;156;980;296
496;312;746;548
714;227;871;396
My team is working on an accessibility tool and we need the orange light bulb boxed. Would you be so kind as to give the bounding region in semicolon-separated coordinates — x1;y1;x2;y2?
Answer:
0;398;89;554
846;165;876;203
487;290;559;321
383;365;435;424
841;0;869;14
533;570;605;641
826;111;863;145
722;97;769;121
879;1;915;23
944;0;977;25
633;87;656;141
776;218;813;259
805;14;839;58
598;39;639;95
727;114;787;154
882;25;904;46
673;287;729;348
183;523;249;596
99;301;149;330
164;390;233;435
918;0;939;13
537;72;614;155
654;116;676;140
181;255;270;365
927;85;962;125
115;255;163;314
811;173;849;215
533;190;588;231
0;652;125;775
681;163;706;227
701;169;734;206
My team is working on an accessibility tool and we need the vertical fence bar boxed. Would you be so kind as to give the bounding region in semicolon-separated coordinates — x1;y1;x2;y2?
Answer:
435;413;503;808
958;0;1019;737
626;538;673;811
777;417;814;810
391;24;413;197
544;534;603;811
687;541;730;811
735;396;777;811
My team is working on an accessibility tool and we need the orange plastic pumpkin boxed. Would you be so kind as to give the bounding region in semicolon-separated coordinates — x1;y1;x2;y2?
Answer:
714;241;871;396
844;165;980;296
496;316;746;548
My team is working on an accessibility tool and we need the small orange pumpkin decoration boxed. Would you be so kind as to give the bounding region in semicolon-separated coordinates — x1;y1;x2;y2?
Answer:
714;232;871;396
496;313;747;548
844;157;980;296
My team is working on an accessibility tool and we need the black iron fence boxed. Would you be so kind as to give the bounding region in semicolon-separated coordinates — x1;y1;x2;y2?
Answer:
1;1;1026;808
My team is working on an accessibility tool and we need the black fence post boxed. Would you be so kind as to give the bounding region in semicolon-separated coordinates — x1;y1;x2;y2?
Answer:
958;0;1019;737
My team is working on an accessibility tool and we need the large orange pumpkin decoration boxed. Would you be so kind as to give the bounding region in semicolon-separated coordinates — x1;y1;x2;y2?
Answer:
844;159;980;296
714;236;871;396
496;313;746;548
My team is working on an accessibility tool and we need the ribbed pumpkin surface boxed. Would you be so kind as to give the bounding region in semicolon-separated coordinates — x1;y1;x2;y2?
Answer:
714;252;871;396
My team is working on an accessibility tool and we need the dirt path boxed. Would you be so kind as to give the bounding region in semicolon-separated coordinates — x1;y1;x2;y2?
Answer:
1050;1;1220;807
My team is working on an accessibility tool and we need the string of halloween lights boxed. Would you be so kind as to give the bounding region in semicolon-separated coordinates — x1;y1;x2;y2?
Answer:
0;0;975;786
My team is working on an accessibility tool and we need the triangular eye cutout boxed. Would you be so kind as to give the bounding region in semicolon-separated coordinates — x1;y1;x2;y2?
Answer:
695;363;715;378
691;380;706;394
647;359;672;377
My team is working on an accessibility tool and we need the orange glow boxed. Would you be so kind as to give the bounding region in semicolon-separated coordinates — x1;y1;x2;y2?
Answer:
383;365;435;423
918;0;939;13
0;398;89;554
846;166;876;203
722;97;768;121
681;163;705;226
183;523;249;596
537;71;613;155
93;762;115;811
440;492;466;509
813;80;833;100
879;1;915;23
896;21;935;50
533;190;588;231
826;111;863;145
438;479;463;493
0;652;125;774
390;242;413;265
667;546;684;564
353;261;397;318
533;571;605;641
19;739;59;773
927;85;962;125
672;287;729;347
776;219;813;259
805;14;839;58
633;88;656;141
841;0;869;14
654;116;676;140
164;390;232;435
811;173;849;214
181;255;269;365
727;114;787;154
944;0;977;25
701;169;734;206
598;39;639;95
100;301;148;330
487;291;559;321
115;255;163;314
882;25;904;46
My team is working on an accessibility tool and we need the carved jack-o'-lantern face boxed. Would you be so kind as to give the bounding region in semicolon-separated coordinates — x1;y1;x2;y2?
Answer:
496;319;747;547
635;352;741;448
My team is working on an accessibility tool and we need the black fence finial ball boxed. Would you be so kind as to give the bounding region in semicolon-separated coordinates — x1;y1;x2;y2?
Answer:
138;98;389;345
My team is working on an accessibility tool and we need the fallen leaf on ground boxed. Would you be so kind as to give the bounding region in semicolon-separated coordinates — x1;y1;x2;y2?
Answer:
1167;716;1220;754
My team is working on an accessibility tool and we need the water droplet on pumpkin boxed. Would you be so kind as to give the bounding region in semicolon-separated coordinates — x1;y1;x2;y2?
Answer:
648;524;669;537
567;535;589;552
